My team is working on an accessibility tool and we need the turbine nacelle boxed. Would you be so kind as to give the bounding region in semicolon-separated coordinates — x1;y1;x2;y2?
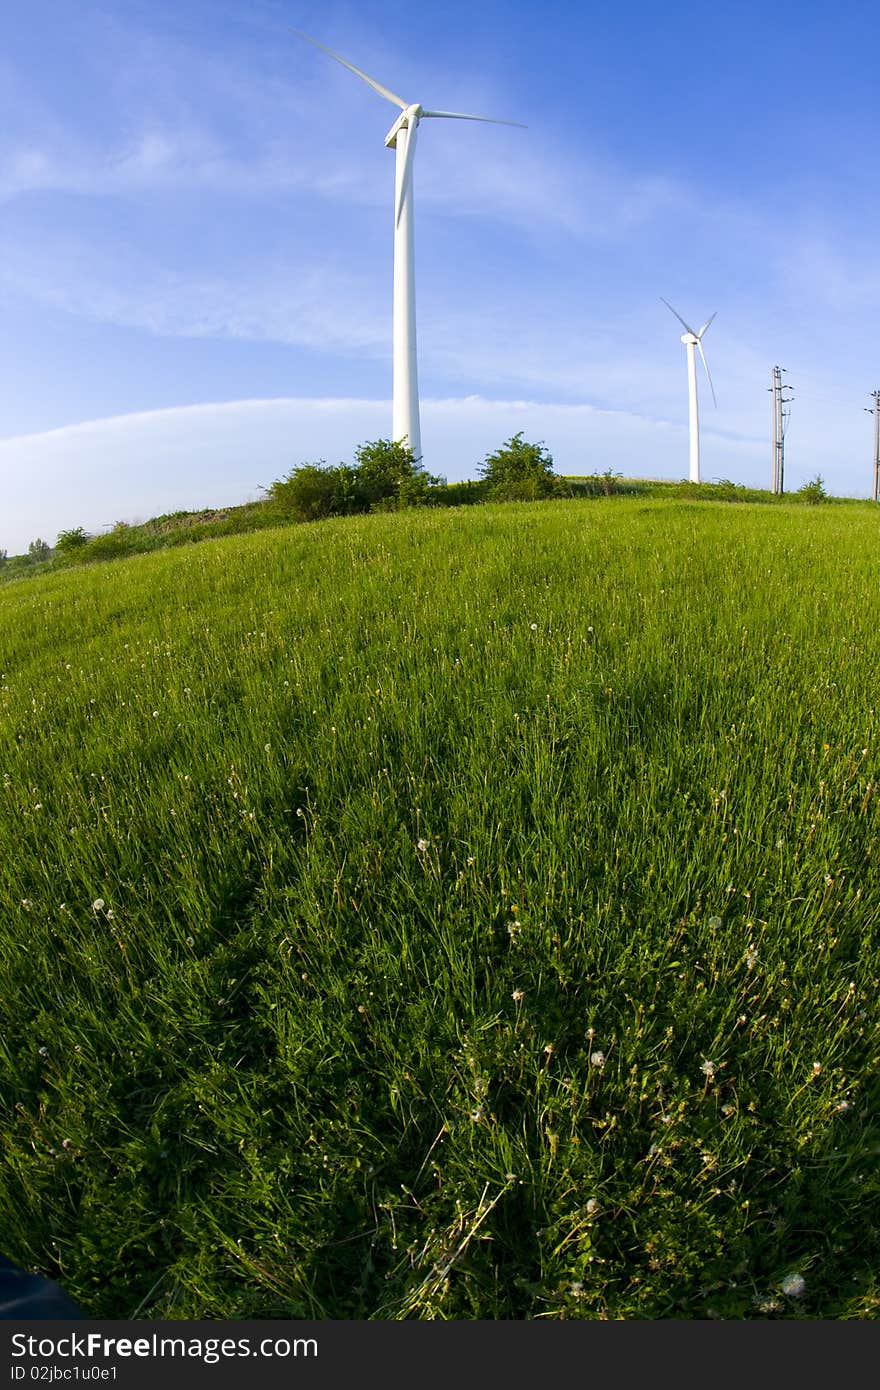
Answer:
661;297;717;408
385;104;422;149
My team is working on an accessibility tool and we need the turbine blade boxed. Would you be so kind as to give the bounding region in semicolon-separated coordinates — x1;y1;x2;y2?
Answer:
290;29;408;109
421;109;527;128
697;311;717;339
697;339;717;407
395;118;418;226
660;296;697;337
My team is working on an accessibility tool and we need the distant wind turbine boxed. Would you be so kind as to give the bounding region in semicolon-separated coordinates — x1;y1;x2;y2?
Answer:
661;298;717;483
292;29;526;462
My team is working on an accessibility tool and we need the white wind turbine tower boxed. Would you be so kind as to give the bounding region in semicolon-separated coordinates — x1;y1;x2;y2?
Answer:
661;298;717;483
292;30;525;462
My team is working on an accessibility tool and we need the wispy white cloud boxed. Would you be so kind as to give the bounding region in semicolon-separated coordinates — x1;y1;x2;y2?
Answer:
2;392;850;560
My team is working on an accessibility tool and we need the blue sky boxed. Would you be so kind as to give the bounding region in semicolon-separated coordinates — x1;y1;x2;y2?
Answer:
2;0;878;553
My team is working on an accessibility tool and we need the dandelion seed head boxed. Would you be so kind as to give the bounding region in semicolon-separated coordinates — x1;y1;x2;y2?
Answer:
416;838;429;853
590;1050;606;1068
91;898;104;912
781;1273;806;1298
512;989;524;1003
708;915;722;930
701;1059;716;1078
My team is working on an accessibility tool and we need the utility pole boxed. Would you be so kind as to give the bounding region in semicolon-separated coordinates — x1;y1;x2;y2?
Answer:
771;367;781;493
769;367;793;494
866;391;880;502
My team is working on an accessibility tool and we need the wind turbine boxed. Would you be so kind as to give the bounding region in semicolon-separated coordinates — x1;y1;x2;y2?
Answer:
661;298;717;483
292;29;525;463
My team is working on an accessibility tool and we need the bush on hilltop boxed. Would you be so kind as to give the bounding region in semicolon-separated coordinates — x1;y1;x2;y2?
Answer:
478;433;566;501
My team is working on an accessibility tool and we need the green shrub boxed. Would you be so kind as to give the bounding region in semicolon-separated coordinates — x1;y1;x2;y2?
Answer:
478;433;560;501
55;527;91;553
798;474;828;505
266;440;440;523
266;463;359;522
429;479;488;508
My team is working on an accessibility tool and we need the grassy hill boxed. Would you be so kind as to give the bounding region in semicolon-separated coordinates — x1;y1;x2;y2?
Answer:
0;495;878;1318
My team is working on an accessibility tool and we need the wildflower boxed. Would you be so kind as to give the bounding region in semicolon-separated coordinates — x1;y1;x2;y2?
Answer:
756;1296;781;1314
781;1273;806;1298
507;920;522;938
811;1061;822;1075
416;838;429;853
590;1050;606;1068
21;899;32;910
744;945;758;970
700;1059;716;1079
92;898;105;912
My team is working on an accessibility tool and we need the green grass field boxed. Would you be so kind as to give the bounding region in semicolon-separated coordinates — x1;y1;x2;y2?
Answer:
1;496;878;1319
